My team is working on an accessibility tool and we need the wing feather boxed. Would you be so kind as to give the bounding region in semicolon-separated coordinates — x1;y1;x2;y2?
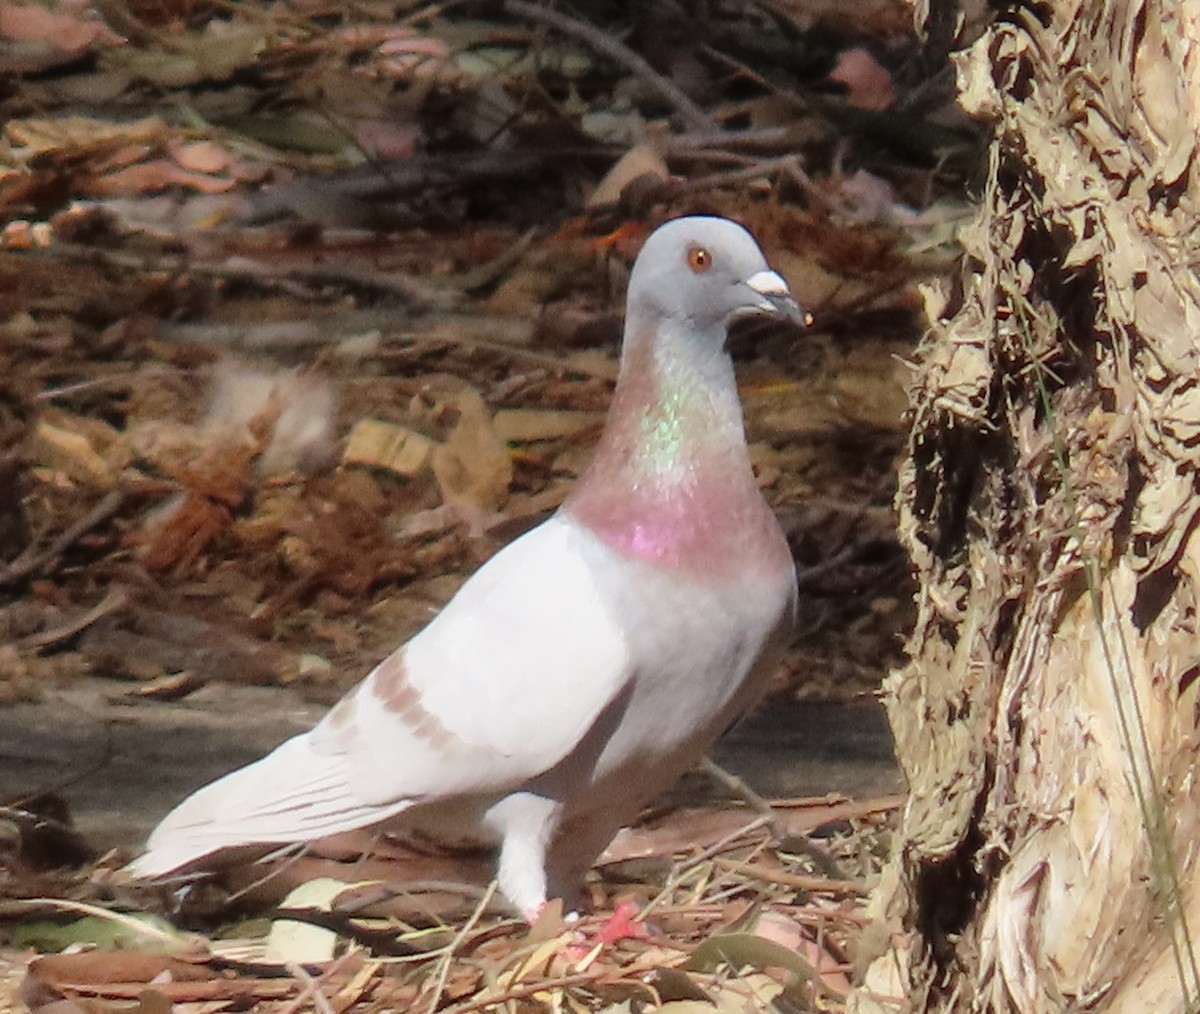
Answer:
131;516;633;875
333;516;632;804
126;735;412;876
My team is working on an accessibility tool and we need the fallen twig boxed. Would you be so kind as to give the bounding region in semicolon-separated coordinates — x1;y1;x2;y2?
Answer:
267;907;421;957
156;309;406;349
711;856;866;896
675;154;804;196
0;488;126;588
158;310;537;350
453;972;608;1014
282;960;338;1014
424;880;497;1014
43;241;457;310
702;757;785;839
504;0;717;132
20;588;129;651
665;126;801;155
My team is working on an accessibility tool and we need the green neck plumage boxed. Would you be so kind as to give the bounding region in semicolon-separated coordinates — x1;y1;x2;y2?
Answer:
621;317;745;487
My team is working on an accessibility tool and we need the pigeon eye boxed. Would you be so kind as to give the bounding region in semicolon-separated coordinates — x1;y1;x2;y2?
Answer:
686;246;712;273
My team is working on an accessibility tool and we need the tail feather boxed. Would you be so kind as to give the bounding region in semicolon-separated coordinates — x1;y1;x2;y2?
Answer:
127;733;413;878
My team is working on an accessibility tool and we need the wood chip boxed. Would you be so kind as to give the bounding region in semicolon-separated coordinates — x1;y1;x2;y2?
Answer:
342;418;434;477
493;408;603;442
431;390;513;523
30;419;118;490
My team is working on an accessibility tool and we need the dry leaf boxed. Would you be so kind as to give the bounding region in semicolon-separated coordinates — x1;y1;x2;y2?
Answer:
752;911;852;996
431;389;513;530
588;144;670;208
88;160;238;196
352;119;421;159
171;139;235;173
111;28;265;88
128;420;256;507
0;3;119;54
5;115;166;156
135;492;232;573
828;47;896;111
121;670;205;701
265;878;355;964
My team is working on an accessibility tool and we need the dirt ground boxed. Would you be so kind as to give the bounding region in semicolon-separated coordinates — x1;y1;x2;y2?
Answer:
0;0;974;1009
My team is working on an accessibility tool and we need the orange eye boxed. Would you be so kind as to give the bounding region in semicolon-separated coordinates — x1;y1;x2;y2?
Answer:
687;246;712;273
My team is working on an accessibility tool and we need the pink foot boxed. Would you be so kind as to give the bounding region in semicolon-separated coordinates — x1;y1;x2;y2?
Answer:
593;899;650;945
563;899;650;961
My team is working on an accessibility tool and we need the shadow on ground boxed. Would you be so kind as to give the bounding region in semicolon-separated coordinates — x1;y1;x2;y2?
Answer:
0;678;899;855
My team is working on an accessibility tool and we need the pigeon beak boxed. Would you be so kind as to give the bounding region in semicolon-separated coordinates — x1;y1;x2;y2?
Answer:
745;269;808;325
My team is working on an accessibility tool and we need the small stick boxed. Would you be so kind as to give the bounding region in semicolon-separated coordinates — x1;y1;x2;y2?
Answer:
702;758;851;879
711;856;865;896
20;588;128;650
424;880;497;1014
334;879;501;915
282;959;340;1014
453;972;602;1014
0;488;126;587
674;154;803;196
40;242;457;311
702;757;785;838
504;0;717;132
665;126;798;154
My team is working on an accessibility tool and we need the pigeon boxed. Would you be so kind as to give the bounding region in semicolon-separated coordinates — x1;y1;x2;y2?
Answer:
128;216;804;920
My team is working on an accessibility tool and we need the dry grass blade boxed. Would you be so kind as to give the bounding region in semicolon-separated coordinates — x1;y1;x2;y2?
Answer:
423;880;498;1014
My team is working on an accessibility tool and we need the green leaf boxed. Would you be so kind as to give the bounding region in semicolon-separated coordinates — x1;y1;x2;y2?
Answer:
8;912;185;953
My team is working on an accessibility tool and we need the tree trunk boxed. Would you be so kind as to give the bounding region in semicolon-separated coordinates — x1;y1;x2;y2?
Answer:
852;1;1200;1010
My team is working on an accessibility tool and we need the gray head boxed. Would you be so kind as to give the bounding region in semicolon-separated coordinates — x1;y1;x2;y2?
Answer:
626;216;805;335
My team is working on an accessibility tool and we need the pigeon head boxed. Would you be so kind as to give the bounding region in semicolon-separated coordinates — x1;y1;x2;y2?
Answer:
563;215;804;572
626;216;805;337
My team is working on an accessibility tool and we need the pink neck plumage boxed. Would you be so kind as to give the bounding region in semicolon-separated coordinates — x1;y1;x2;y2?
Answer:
562;318;788;580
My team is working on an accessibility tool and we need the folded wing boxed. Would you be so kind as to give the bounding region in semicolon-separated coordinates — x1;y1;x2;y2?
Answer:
129;517;633;876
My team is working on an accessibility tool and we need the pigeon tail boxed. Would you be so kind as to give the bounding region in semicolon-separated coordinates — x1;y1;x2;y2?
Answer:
127;733;413;877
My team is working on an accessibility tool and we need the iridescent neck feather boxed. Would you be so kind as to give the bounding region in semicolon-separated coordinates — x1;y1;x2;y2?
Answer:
562;315;789;579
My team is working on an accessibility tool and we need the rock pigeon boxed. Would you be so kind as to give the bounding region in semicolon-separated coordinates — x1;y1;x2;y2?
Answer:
128;216;803;920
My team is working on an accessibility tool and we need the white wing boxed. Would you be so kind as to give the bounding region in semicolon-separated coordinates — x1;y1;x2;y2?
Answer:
130;516;633;875
127;733;412;876
326;515;633;800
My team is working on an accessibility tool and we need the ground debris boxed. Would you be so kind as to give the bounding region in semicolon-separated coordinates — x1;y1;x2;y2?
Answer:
4;795;897;1014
